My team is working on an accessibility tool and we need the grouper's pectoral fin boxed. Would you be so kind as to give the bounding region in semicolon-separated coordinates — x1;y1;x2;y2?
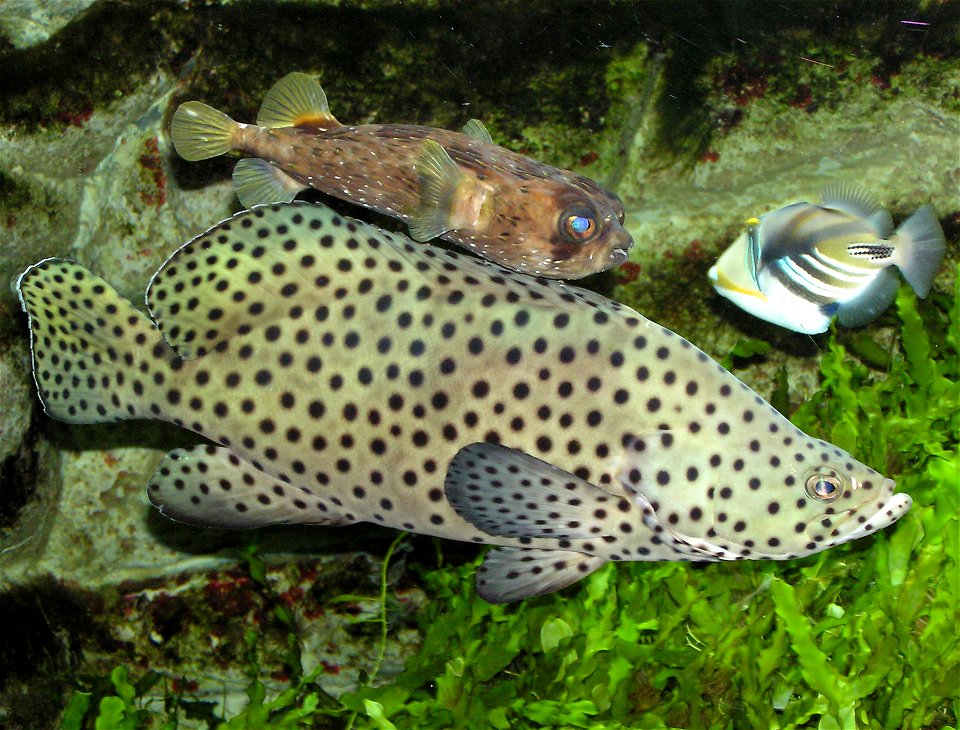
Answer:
408;139;463;242
256;72;339;130
233;158;307;209
444;442;631;602
147;445;350;529
476;547;608;604
460;118;493;144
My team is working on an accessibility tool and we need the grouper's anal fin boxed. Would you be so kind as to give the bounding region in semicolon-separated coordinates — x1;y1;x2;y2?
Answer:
148;444;349;529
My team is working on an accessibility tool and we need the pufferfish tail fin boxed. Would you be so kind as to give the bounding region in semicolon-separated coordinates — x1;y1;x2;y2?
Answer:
889;205;946;298
16;259;174;424
171;101;241;161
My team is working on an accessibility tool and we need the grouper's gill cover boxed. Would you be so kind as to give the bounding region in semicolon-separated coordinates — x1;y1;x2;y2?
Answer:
17;202;911;603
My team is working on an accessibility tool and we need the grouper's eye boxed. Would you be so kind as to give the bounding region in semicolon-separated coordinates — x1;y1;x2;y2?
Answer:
559;207;598;243
805;473;842;502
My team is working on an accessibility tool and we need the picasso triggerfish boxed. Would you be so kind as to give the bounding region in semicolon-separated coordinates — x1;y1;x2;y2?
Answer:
709;183;945;334
171;72;632;279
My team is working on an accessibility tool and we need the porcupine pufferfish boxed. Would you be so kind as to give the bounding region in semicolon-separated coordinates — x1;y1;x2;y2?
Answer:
17;202;910;603
170;72;632;279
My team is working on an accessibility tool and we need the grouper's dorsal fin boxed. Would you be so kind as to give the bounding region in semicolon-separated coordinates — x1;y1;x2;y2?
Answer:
460;118;494;144
146;202;386;359
821;182;893;238
257;72;338;130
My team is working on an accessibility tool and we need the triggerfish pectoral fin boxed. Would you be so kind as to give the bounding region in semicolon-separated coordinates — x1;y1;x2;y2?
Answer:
256;71;339;130
148;445;352;529
408;139;463;241
836;267;899;327
233;158;308;209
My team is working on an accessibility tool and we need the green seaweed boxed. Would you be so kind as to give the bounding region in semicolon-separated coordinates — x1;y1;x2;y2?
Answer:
68;268;959;730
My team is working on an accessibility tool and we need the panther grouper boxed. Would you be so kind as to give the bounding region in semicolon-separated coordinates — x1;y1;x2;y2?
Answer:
17;202;910;603
170;72;632;279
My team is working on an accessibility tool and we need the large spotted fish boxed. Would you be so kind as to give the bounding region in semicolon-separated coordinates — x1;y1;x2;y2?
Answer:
170;72;632;279
17;202;910;603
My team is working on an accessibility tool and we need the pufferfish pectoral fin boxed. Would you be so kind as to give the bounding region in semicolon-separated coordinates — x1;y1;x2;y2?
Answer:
233;158;308;209
408;139;464;242
147;445;350;529
476;547;608;604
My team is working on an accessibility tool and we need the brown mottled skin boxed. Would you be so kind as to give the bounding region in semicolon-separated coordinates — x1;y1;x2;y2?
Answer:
232;121;631;278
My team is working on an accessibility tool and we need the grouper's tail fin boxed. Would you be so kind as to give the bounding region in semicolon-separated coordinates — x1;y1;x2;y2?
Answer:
17;259;173;424
171;101;241;161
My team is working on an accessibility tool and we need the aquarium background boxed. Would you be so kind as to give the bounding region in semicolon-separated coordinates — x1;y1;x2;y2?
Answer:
0;1;957;728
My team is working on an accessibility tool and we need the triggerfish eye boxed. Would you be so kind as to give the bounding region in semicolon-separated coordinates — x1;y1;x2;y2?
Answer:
805;473;842;502
560;208;598;243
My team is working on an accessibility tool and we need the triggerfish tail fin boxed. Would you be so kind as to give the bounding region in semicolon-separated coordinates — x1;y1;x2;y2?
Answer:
409;139;462;242
16;259;171;424
233;158;307;209
256;72;338;130
836;267;900;327
889;205;946;298
170;101;241;161
148;445;351;529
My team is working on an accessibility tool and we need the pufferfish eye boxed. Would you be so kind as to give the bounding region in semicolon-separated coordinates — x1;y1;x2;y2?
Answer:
559;207;598;243
805;473;843;502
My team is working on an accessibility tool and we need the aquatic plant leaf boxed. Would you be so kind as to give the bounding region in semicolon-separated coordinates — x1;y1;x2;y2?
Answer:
61;692;91;730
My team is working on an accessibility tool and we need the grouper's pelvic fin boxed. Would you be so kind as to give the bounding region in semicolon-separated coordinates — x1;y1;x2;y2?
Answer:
257;72;338;130
16;259;173;424
233;158;307;209
409;139;463;242
170;101;241;161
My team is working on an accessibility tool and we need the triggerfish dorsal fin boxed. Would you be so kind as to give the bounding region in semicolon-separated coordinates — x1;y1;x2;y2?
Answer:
233;158;307;209
821;182;893;237
888;204;946;298
460;118;494;144
836;267;899;327
408;139;463;242
257;72;339;130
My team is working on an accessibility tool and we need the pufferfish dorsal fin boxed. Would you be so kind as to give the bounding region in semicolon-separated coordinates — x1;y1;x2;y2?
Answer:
460;118;494;144
147;445;349;529
257;72;339;130
821;182;893;238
